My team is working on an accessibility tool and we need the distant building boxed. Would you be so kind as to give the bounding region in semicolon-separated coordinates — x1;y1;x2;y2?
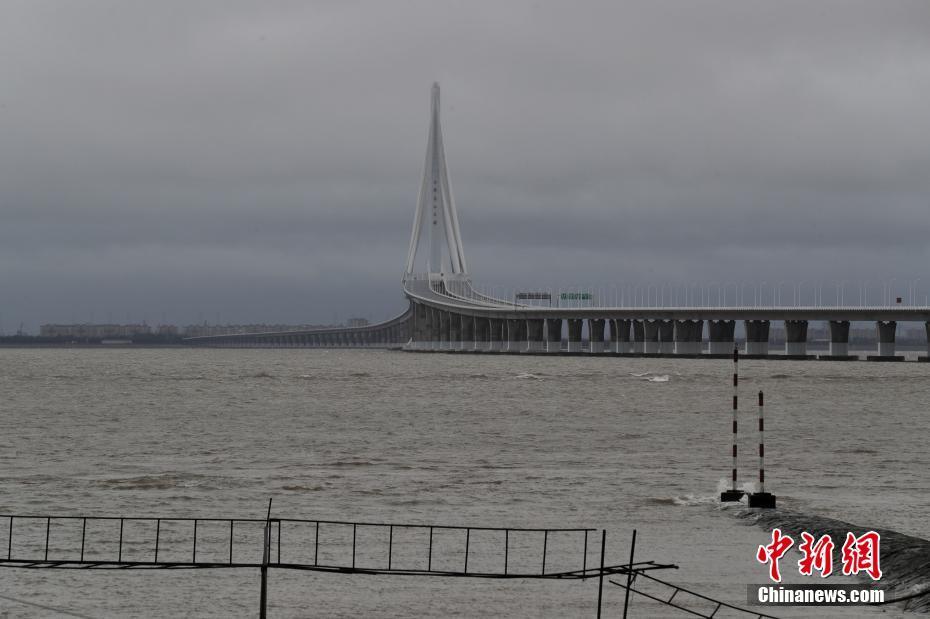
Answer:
346;317;369;327
39;324;153;338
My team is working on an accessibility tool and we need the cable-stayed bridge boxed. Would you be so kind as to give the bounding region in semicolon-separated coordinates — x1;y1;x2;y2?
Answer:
186;84;930;360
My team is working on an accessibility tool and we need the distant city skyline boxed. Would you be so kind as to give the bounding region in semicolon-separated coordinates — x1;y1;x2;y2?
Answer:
2;2;929;330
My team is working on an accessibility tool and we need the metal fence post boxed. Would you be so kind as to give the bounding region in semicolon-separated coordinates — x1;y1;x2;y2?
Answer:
260;499;272;619
623;530;636;619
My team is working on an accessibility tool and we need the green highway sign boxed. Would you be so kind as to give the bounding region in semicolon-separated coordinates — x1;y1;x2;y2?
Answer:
560;292;592;300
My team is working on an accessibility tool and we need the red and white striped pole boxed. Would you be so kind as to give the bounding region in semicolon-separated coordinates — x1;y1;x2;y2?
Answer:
758;390;765;493
732;348;738;491
748;388;776;508
722;347;743;501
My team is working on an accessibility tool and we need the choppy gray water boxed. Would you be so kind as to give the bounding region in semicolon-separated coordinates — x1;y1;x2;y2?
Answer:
1;349;928;618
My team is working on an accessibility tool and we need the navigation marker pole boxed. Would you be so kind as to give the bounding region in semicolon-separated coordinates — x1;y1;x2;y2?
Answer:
748;390;776;508
721;347;744;502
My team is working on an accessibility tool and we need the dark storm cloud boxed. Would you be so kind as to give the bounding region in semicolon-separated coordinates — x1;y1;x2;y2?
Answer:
1;0;929;329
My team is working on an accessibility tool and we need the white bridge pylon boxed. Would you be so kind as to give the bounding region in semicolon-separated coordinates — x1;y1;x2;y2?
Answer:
404;83;468;280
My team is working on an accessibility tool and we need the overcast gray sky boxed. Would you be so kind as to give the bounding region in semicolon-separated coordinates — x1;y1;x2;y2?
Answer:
2;1;929;330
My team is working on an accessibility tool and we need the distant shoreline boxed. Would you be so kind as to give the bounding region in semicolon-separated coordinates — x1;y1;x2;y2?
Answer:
0;343;189;349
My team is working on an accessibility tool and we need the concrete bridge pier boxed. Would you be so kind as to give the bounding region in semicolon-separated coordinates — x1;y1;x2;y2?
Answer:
917;321;930;361
449;313;462;350
643;320;660;354
744;320;770;356
506;319;521;352
708;320;735;354
613;319;632;353
427;308;439;349
489;318;504;351
417;305;433;349
475;317;490;350
632;320;646;353
674;320;703;355
871;321;901;360
398;323;407;345
657;320;675;354
461;315;475;350
506;319;528;352
435;310;446;349
784;320;808;356
516;319;529;351
566;319;583;352
588;319;606;353
545;318;562;352
412;304;427;349
825;320;851;357
418;309;429;349
444;311;456;350
526;319;545;352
